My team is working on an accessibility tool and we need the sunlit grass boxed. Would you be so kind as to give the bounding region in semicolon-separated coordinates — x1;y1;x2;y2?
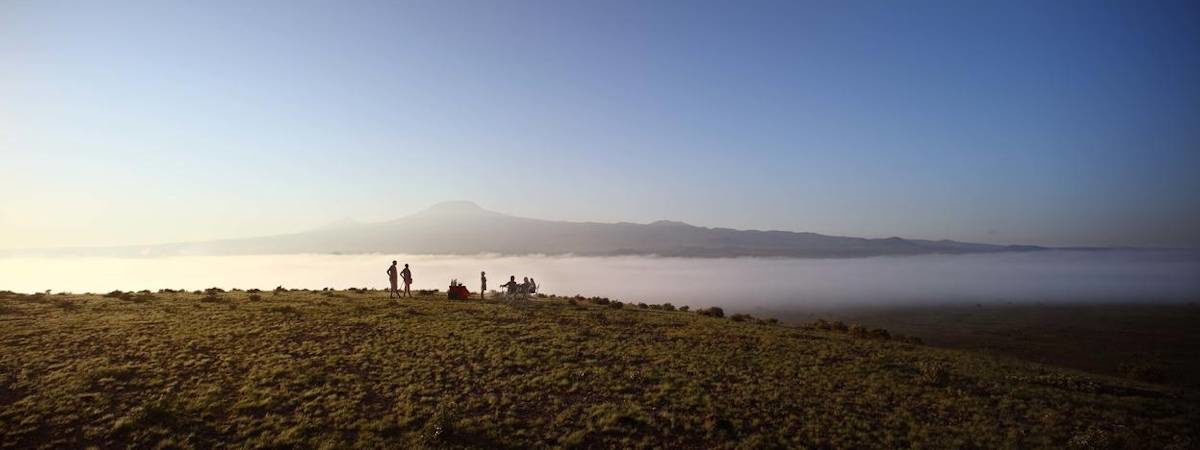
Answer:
0;289;1195;448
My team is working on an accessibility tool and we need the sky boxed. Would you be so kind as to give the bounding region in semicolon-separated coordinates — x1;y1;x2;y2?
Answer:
2;0;1198;249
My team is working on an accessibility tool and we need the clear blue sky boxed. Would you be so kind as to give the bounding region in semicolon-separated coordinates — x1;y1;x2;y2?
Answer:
2;0;1197;248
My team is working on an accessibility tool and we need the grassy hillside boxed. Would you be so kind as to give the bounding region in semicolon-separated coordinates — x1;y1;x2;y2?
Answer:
775;303;1200;389
1;289;1196;449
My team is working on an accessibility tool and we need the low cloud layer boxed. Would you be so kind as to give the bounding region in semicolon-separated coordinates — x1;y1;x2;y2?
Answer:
1;250;1196;311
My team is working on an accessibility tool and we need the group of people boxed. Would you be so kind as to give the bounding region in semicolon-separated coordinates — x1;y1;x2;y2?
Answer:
495;273;538;298
387;262;537;300
386;261;412;299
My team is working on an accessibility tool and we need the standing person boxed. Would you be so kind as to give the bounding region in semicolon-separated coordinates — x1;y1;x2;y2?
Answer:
400;264;413;297
386;261;400;299
480;271;487;300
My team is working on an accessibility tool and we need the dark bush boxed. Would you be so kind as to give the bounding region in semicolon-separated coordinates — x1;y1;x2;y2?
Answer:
917;361;949;386
248;294;262;301
830;321;848;332
637;302;648;309
591;297;610;305
274;286;287;293
205;287;225;294
678;305;689;312
1119;362;1167;383
661;303;676;311
699;307;725;318
608;301;624;309
730;313;751;322
849;324;869;338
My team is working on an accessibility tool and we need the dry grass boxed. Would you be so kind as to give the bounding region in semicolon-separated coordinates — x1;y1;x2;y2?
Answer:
0;290;1196;449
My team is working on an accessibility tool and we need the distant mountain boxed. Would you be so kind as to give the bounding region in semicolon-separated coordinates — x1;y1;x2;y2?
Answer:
4;201;1046;258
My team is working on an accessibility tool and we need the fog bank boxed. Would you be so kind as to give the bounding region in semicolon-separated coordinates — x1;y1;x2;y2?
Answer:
1;250;1196;311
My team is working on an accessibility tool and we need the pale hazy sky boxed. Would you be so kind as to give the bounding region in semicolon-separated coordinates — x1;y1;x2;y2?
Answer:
2;0;1198;249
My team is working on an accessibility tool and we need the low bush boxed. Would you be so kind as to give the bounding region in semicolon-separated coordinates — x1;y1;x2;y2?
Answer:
637;302;649;309
730;313;752;322
699;307;725;318
678;305;689;312
661;303;676;311
1119;362;1167;383
917;361;949;386
848;324;869;338
608;301;624;309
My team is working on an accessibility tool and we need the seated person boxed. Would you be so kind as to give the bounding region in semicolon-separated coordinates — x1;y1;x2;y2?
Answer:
500;276;520;296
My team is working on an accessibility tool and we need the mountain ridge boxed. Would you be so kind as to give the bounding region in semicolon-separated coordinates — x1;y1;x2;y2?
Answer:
3;201;1048;258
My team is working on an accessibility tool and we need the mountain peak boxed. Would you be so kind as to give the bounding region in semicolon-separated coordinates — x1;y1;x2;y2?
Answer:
649;220;691;227
415;201;499;217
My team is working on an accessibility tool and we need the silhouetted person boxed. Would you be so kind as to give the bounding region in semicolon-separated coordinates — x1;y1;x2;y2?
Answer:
386;261;400;299
528;278;538;294
400;264;413;297
480;271;487;300
500;275;519;297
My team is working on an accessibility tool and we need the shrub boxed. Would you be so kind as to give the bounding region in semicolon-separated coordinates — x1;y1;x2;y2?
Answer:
830;321;848;332
248;294;262;301
699;307;725;318
1119;362;1167;383
661;303;676;311
590;297;610;305
637;302;648;309
247;288;262;293
765;318;779;325
678;305;689;312
730;313;751;322
608;301;624;309
848;324;869;338
917;361;949;386
205;287;225;294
